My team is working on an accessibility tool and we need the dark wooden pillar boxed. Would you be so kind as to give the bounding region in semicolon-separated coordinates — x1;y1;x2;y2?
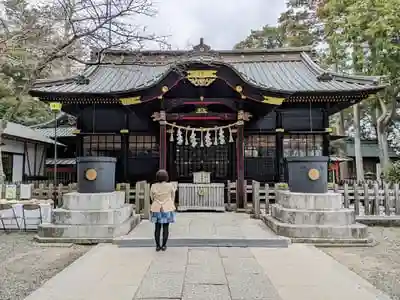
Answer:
75;114;83;157
159;111;167;170
236;110;245;209
275;110;284;182
322;107;330;156
121;112;129;182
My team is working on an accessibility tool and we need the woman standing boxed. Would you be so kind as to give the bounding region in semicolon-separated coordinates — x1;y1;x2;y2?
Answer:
150;169;176;251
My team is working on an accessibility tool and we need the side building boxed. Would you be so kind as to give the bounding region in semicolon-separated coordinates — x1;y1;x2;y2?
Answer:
28;39;384;207
2;121;60;182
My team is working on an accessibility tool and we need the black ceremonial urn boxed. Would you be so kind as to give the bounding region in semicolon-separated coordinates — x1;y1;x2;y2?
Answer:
285;156;329;193
76;156;117;193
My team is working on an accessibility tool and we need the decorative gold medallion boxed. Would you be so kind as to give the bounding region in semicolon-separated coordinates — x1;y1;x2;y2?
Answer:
85;169;97;181
186;70;217;87
308;169;320;181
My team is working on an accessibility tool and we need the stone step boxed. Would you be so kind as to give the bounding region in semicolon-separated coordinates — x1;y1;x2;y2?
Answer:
271;204;355;226
263;215;369;241
52;204;133;225
36;215;140;242
113;237;290;248
62;191;125;210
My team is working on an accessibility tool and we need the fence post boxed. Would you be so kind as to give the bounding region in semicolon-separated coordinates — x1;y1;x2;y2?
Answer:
135;181;142;215
143;183;151;219
384;182;391;216
57;184;63;208
226;180;231;211
343;183;349;208
264;183;270;215
252;181;260;218
364;184;370;215
353;183;360;216
124;183;130;204
394;183;400;215
373;183;380;216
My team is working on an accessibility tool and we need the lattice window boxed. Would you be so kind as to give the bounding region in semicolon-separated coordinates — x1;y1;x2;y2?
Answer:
128;135;158;157
83;135;121;157
244;135;275;157
283;134;323;157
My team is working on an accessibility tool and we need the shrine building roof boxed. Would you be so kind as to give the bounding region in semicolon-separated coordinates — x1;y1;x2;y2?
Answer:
29;39;385;97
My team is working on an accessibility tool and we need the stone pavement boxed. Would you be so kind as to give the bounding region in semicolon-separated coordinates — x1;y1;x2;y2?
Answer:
23;213;392;300
114;212;290;247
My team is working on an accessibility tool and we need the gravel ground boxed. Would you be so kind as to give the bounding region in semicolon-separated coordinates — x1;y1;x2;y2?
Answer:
0;232;90;300
321;227;400;300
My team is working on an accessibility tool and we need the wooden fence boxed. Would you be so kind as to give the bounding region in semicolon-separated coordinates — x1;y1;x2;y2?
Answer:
0;182;151;216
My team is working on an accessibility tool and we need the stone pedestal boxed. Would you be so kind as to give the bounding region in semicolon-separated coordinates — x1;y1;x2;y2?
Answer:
35;191;140;244
263;190;373;245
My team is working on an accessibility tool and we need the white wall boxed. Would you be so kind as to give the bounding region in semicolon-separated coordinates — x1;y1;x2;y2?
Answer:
2;138;47;181
12;155;23;182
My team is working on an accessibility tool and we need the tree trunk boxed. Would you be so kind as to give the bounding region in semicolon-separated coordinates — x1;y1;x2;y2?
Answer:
0;120;6;184
353;103;364;181
334;111;349;179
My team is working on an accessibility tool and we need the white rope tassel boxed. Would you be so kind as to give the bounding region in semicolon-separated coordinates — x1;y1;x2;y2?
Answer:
228;127;234;143
219;128;225;145
200;129;204;147
176;128;183;145
214;127;218;146
169;127;174;142
185;127;189;145
190;129;197;148
205;130;212;147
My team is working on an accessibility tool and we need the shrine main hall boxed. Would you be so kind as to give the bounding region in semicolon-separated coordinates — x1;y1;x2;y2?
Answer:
29;39;383;199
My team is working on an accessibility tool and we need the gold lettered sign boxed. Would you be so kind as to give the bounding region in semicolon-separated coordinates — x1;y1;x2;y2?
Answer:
85;169;97;181
120;96;141;105
263;96;285;105
49;102;62;112
308;169;320;181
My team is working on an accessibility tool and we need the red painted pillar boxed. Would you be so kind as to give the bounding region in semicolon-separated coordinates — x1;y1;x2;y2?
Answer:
159;111;167;170
236;111;245;209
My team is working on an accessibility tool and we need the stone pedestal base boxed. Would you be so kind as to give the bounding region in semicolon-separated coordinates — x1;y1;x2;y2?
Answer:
263;191;374;246
35;192;140;244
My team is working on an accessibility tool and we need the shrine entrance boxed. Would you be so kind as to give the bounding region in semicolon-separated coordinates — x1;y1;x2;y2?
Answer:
168;140;236;182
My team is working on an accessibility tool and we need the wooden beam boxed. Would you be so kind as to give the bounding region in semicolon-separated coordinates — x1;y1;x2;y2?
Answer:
166;112;237;121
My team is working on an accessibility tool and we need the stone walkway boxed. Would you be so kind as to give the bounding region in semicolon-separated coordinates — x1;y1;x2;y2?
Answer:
23;213;392;300
114;213;290;247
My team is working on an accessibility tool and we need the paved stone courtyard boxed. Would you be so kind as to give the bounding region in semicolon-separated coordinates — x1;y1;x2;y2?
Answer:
22;213;392;300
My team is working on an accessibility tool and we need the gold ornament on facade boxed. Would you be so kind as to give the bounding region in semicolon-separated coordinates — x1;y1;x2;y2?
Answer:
195;107;208;114
85;169;97;181
186;70;217;87
120;96;141;105
308;169;320;181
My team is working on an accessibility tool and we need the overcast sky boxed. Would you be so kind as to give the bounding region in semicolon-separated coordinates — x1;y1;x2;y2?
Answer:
142;0;287;50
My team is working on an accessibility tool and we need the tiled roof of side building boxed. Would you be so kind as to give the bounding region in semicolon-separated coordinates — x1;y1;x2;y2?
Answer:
29;46;384;95
4;122;64;145
34;127;76;138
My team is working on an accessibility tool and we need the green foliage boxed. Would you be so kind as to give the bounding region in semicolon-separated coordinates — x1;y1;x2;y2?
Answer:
386;161;400;183
234;26;284;49
0;96;52;126
235;0;322;50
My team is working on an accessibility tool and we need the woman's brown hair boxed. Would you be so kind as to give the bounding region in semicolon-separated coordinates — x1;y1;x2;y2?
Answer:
155;169;169;182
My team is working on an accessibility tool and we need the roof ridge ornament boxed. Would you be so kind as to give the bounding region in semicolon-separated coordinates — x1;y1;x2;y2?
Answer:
317;72;333;82
74;75;90;85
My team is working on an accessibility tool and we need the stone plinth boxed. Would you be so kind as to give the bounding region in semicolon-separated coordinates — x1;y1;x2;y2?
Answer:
35;192;140;244
263;190;373;246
